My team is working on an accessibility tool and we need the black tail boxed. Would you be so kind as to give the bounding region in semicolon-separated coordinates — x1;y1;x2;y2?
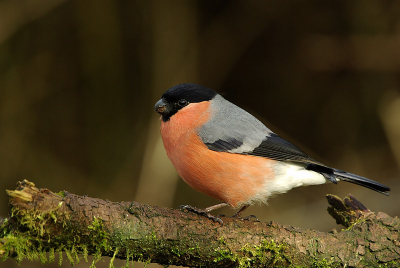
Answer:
306;164;390;196
333;168;390;196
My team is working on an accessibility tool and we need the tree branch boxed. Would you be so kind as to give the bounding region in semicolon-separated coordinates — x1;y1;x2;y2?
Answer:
1;180;399;267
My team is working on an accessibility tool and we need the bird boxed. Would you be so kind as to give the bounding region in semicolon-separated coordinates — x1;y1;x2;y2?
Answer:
154;83;390;223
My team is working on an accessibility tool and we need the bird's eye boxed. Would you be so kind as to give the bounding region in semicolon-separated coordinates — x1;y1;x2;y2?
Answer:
178;99;188;107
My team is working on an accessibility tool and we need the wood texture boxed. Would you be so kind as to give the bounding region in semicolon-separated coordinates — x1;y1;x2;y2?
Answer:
1;180;399;267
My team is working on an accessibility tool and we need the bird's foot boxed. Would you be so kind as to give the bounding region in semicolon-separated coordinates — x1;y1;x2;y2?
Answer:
179;205;223;224
228;205;258;221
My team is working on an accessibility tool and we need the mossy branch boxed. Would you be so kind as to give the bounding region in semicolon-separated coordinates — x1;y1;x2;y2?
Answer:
1;180;399;267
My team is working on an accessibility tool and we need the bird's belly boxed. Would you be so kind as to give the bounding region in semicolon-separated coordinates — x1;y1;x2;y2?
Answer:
163;131;275;207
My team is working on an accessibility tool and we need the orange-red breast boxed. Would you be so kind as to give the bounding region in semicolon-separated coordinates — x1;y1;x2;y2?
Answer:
154;83;390;223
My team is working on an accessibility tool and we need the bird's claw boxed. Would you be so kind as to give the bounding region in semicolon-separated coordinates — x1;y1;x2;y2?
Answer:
179;205;223;224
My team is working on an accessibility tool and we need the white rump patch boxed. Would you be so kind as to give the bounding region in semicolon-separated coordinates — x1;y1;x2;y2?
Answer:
268;162;327;196
239;162;327;207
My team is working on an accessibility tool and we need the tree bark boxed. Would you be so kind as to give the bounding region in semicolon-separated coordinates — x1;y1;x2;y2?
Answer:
1;180;399;267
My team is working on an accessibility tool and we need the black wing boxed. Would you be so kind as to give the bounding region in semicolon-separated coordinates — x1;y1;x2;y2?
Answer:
245;133;324;165
205;133;324;166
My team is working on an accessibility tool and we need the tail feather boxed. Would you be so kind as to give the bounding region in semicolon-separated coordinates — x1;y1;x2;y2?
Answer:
306;164;390;196
333;169;390;196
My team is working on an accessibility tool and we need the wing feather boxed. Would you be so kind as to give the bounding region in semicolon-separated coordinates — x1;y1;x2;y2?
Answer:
198;94;323;165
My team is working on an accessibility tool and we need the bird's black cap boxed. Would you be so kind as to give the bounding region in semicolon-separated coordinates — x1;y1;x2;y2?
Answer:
155;83;217;122
161;83;217;104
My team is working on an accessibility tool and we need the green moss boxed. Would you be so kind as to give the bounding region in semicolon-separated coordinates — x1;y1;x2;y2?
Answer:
213;239;291;267
55;191;66;198
242;240;290;266
311;258;334;268
218;236;227;245
345;217;368;232
124;249;132;268
88;216;111;251
0;207;121;268
65;248;75;265
0;234;34;262
57;249;63;266
48;248;55;263
8;201;66;237
109;247;119;268
213;248;238;263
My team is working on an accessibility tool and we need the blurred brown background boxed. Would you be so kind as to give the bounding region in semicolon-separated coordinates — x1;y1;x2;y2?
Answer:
1;0;399;267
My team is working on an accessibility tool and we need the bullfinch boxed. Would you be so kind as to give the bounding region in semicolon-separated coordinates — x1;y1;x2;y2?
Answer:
154;83;390;223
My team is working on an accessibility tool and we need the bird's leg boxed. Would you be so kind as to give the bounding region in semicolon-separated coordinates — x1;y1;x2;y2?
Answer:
231;205;249;218
231;205;259;221
179;202;229;224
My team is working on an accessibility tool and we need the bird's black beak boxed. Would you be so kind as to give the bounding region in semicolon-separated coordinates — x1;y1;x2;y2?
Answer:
154;99;167;114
